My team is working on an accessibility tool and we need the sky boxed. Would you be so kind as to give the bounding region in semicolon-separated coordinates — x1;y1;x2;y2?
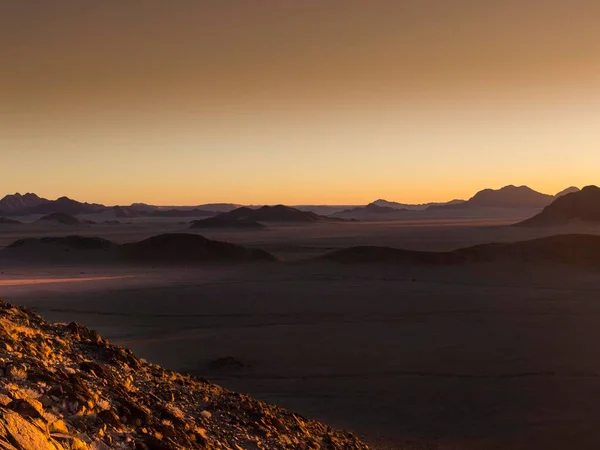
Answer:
1;1;599;205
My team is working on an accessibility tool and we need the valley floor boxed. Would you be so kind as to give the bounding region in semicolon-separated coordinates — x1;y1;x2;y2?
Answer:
3;219;600;448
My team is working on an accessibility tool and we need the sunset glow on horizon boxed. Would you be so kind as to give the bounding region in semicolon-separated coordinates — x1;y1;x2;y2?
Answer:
2;1;599;205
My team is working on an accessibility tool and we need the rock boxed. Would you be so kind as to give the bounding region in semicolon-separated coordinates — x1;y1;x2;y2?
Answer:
90;441;111;450
7;398;45;420
0;409;61;450
51;433;88;450
49;419;69;434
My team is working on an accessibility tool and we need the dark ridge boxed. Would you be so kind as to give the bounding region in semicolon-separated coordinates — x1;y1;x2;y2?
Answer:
36;212;81;225
318;234;600;267
190;217;267;230
0;217;22;225
212;205;339;223
3;234;277;264
28;196;107;215
121;233;277;263
518;185;600;226
319;246;465;265
456;234;600;266
7;236;116;251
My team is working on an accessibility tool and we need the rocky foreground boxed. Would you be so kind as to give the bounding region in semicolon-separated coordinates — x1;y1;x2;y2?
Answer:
0;300;368;449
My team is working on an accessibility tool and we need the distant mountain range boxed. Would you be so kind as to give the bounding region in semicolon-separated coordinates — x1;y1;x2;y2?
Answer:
0;186;584;219
0;193;228;218
429;185;580;211
372;198;465;211
518;185;600;226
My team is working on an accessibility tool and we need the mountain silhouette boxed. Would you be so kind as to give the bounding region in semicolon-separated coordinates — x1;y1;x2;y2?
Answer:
518;185;600;226
36;212;81;225
336;203;406;216
430;185;555;210
0;193;50;215
211;205;336;223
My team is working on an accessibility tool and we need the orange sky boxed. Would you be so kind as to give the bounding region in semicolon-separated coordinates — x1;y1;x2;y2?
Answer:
1;1;599;205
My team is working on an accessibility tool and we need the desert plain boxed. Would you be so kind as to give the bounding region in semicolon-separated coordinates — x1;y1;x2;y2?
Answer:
2;216;600;449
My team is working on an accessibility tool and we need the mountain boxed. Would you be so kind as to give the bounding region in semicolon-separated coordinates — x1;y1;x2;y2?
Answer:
372;198;465;211
430;185;555;210
190;217;266;229
0;193;50;215
319;234;600;267
337;203;406;216
26;196;107;215
212;205;336;223
0;300;367;449
36;212;81;225
129;202;159;213
555;186;580;197
518;185;600;226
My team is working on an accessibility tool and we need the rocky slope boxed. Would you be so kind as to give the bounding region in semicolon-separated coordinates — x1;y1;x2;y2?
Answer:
0;300;368;449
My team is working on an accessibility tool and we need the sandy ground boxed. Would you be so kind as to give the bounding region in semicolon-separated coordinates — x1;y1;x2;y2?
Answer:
3;220;600;449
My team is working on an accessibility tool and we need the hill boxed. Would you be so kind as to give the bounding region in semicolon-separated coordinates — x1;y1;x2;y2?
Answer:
0;300;367;449
190;217;266;230
518;185;600;226
36;213;81;225
0;217;22;225
8;236;115;251
318;234;600;267
121;234;277;263
3;234;278;265
212;205;335;223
